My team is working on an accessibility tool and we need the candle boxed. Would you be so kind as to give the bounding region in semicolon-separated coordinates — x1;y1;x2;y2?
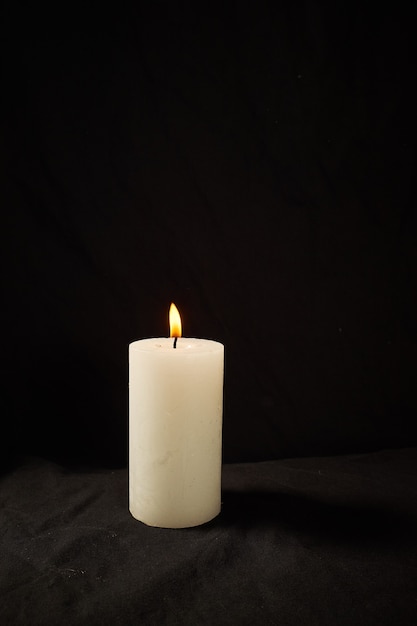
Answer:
129;303;224;528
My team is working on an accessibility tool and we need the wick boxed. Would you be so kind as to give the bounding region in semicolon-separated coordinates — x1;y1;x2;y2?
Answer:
173;337;178;349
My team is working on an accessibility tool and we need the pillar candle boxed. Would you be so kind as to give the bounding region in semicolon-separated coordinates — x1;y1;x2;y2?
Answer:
129;305;224;528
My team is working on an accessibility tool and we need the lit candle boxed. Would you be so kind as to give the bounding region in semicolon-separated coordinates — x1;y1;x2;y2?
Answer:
129;303;224;528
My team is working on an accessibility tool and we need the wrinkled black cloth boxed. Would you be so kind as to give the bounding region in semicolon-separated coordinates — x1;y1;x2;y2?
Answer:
3;5;417;470
1;448;416;625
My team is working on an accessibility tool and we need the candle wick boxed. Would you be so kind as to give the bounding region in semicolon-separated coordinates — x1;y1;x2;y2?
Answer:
173;337;178;349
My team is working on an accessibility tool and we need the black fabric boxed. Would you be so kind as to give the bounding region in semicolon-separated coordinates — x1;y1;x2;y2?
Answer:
3;4;417;469
2;6;417;623
1;448;417;625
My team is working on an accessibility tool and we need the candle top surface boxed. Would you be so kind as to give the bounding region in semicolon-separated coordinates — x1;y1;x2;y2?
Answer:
130;337;223;353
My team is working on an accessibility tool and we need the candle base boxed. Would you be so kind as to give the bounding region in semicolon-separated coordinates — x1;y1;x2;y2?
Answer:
129;504;221;529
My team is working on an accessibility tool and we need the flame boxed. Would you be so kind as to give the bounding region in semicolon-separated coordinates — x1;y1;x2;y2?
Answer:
169;302;182;337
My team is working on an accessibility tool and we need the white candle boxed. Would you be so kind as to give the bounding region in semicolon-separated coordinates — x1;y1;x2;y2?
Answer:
129;304;224;528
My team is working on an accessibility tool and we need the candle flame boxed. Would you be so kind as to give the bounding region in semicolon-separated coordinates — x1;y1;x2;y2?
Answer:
169;303;182;338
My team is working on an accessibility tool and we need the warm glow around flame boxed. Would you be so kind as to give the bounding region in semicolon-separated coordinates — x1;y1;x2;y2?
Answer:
169;302;182;337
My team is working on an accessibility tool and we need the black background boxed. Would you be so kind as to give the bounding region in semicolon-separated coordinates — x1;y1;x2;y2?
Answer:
3;3;416;469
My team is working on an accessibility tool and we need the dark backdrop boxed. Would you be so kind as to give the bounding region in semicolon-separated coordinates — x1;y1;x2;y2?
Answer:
3;4;416;469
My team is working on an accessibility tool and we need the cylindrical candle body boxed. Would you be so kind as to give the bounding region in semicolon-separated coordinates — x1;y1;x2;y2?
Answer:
129;337;224;528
